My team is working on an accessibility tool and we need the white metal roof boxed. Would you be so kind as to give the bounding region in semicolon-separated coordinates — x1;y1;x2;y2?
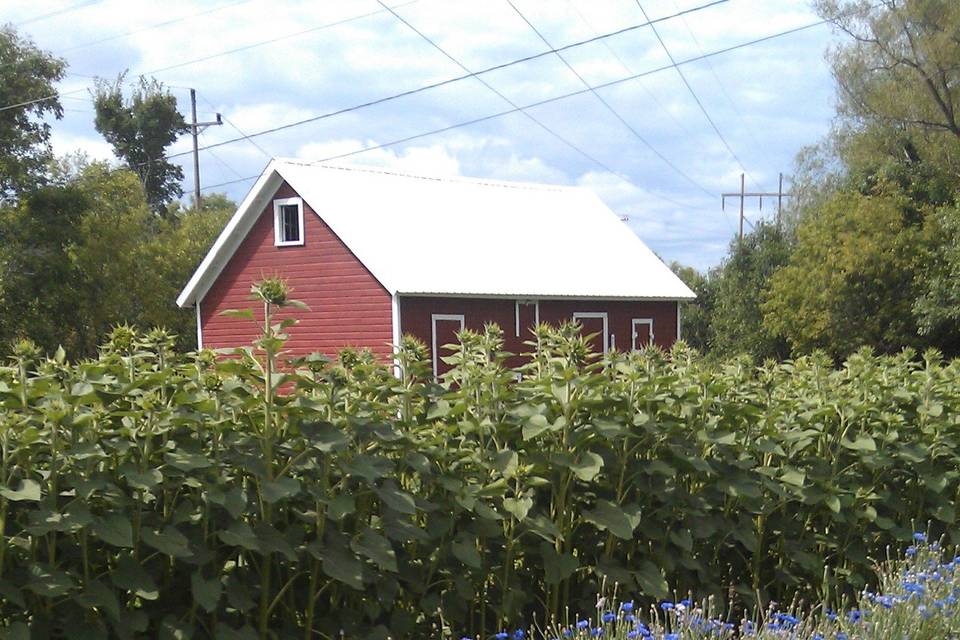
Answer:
177;159;695;307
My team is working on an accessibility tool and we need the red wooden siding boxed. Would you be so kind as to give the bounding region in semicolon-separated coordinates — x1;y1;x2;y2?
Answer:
398;296;679;369
199;181;394;360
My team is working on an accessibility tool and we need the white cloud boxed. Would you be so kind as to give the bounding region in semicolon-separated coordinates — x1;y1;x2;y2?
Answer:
12;0;835;269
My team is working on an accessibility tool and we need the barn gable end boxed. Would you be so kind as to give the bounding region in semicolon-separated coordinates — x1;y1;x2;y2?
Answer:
198;180;394;360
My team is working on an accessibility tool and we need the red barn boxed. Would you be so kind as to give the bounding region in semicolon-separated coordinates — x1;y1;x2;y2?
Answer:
177;160;695;374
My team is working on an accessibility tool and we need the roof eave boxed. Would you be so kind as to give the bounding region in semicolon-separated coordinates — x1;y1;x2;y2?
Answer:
176;162;283;308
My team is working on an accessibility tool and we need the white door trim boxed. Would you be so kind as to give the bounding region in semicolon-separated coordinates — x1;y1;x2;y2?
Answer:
572;312;609;355
631;318;654;350
431;313;465;377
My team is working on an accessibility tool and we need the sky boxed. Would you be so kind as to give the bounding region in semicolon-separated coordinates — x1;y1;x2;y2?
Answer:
6;0;842;271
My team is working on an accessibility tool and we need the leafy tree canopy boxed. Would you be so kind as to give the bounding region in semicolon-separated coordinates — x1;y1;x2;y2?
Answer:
762;188;930;359
93;73;189;216
0;26;66;197
710;224;792;361
0;156;234;356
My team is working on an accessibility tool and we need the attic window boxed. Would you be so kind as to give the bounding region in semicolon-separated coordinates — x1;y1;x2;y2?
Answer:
273;197;304;246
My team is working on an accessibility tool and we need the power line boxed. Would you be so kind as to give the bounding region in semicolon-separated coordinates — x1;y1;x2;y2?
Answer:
15;0;103;27
668;0;768;186
0;0;423;113
634;1;762;191
563;0;695;138
197;93;273;160
133;0;423;77
0;0;720;114
55;0;254;54
503;0;716;198
373;0;668;203
163;0;727;159
196;17;833;196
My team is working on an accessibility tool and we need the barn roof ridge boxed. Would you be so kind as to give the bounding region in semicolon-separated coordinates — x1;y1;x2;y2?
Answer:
272;157;574;193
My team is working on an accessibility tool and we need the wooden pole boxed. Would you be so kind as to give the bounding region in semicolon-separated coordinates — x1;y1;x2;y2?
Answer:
190;88;200;209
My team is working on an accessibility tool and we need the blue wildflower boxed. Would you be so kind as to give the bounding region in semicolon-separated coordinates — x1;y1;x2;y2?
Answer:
907;546;918;557
513;630;524;640
836;633;848;640
914;532;928;543
660;602;674;611
576;620;589;630
626;632;638;639
590;628;603;637
620;601;634;612
601;612;616;624
495;633;508;640
665;634;679;640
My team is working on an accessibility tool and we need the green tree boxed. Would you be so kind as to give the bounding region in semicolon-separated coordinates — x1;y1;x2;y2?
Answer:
0;158;233;356
669;261;715;353
818;0;960;141
709;224;792;360
0;26;66;196
762;189;930;359
93;73;188;215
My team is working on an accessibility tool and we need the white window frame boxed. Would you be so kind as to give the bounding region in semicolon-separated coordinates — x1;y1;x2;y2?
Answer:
631;318;655;351
273;197;304;247
431;313;465;378
572;311;609;355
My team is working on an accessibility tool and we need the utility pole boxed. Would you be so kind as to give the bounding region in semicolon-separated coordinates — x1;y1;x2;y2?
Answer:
722;172;792;242
189;88;223;209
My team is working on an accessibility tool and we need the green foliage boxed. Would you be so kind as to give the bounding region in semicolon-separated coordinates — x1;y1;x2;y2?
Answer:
0;26;65;196
669;262;715;353
3;297;960;638
710;224;791;360
762;189;929;359
93;73;189;215
0;160;233;357
818;0;960;141
536;537;960;640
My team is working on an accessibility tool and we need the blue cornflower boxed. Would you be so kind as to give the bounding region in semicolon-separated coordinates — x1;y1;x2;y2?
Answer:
576;620;589;630
513;630;525;640
624;614;636;624
914;532;928;542
742;620;756;635
601;612;616;624
621;601;634;613
590;628;603;637
562;629;573;638
813;635;823;640
495;633;508;640
848;609;862;623
826;609;837;622
665;634;679;640
626;631;638;639
660;602;674;611
836;633;848;640
906;546;918;557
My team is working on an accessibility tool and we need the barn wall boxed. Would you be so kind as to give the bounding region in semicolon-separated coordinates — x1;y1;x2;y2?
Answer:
199;181;394;360
398;296;680;368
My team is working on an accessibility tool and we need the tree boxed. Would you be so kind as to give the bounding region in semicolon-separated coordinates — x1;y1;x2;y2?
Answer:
0;26;66;197
0;157;234;356
709;224;792;361
818;0;960;141
93;73;189;215
669;262;715;353
762;189;929;359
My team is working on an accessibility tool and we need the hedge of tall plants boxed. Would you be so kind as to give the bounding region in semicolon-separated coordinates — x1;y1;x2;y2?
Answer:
2;281;960;639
